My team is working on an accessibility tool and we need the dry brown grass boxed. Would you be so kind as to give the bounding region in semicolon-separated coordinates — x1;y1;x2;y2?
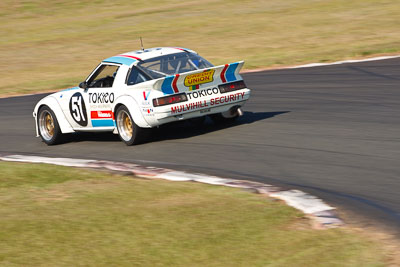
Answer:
0;161;389;266
0;0;399;96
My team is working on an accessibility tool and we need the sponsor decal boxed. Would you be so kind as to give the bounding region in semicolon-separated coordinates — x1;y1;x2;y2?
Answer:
171;92;246;114
143;91;151;101
172;74;180;93
88;92;114;104
171;100;208;114
184;69;215;89
209;92;245;105
190;84;200;90
220;64;229;83
220;63;239;83
90;110;114;127
142;108;154;114
186;87;219;100
141;91;151;105
161;74;180;94
91;110;114;119
69;92;88;126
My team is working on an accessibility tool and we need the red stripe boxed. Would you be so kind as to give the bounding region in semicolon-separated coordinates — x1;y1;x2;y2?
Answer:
173;47;185;51
220;64;229;83
172;74;180;93
118;55;142;61
91;110;113;119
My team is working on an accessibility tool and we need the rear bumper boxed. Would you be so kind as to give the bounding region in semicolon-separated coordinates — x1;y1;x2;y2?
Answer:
148;88;251;126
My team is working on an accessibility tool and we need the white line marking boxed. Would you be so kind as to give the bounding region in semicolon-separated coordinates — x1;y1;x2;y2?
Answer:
288;55;400;69
0;154;343;227
240;54;400;73
0;155;95;167
154;171;193;181
270;190;335;214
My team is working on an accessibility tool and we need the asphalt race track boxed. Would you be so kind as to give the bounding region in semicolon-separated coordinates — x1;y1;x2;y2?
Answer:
1;58;399;234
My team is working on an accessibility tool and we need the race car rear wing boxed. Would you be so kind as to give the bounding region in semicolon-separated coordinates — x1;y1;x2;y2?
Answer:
153;61;245;95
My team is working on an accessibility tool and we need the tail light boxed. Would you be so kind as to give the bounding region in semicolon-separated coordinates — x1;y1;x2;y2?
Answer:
153;93;188;107
218;80;246;93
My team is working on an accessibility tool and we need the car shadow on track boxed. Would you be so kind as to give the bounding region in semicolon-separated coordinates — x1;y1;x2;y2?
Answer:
241;111;289;124
64;111;290;145
149;110;290;143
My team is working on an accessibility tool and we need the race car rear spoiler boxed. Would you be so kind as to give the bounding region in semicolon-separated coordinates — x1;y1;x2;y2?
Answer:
153;61;244;95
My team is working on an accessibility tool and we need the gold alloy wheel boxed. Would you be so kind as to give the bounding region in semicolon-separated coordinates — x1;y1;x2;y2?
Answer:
45;114;55;136
39;110;55;141
117;109;134;142
124;114;133;138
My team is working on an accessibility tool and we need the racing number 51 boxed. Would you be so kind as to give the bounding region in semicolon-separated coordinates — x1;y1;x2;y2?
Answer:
71;95;84;122
69;92;87;126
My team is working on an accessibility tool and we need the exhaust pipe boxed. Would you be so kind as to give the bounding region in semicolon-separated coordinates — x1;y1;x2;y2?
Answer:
221;105;244;119
237;107;243;117
229;105;243;117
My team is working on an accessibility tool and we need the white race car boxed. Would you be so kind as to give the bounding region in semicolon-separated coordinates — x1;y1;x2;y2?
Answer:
33;47;251;145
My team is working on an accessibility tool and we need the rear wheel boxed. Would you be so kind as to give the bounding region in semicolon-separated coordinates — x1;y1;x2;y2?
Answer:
115;105;145;145
38;106;63;145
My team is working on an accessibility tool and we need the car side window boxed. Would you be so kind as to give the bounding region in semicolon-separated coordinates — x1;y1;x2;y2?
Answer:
126;67;149;85
88;65;119;88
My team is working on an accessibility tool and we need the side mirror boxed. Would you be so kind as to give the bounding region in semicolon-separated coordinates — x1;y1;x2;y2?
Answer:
79;81;88;89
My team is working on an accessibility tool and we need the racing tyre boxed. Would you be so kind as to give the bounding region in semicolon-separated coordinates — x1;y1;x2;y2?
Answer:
38;106;63;145
116;105;145;146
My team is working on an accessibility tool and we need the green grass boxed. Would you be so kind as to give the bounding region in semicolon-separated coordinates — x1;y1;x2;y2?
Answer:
0;161;385;266
0;0;399;96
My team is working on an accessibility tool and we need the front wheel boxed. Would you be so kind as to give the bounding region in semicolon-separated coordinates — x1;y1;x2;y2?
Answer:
38;106;63;145
115;105;145;145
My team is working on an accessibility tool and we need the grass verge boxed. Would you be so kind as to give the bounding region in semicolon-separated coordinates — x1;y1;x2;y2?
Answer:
0;161;386;266
0;0;399;96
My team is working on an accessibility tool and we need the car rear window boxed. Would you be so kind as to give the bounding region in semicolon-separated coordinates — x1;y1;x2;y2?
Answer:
137;52;213;79
126;67;149;85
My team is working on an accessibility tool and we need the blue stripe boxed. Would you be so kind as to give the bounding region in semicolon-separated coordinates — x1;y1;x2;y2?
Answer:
91;119;115;127
161;75;175;94
61;86;79;92
225;62;239;82
103;56;136;66
176;47;191;52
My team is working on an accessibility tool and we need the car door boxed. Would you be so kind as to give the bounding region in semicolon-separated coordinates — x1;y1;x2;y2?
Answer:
82;63;120;129
60;63;120;130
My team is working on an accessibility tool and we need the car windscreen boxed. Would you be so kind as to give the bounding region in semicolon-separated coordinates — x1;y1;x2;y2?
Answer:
136;52;214;79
